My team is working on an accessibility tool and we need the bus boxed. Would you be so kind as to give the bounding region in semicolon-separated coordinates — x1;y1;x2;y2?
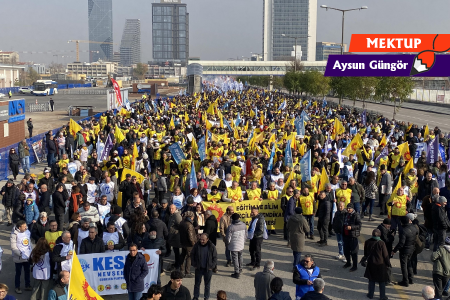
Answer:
32;80;58;96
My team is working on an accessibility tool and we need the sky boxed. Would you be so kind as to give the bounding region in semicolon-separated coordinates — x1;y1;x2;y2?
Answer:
0;0;448;65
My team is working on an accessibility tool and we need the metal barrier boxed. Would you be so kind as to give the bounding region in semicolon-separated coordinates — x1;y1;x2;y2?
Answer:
28;103;50;112
59;89;108;95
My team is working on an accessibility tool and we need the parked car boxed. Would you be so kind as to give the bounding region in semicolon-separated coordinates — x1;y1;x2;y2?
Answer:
0;93;5;98
19;87;33;94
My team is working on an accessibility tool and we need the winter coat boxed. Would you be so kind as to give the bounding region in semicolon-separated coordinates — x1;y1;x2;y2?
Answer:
39;176;55;194
143;237;166;254
250;213;266;239
167;211;182;248
9;153;20;167
38;190;51;212
300;291;330;300
287;214;310;253
31;220;50;242
47;139;57;154
363;238;391;283
202;214;218;245
342;210;361;238
79;236;105;254
432;203;450;231
77;206;100;223
432;244;450;277
53;190;67;215
191;240;218;270
377;223;394;252
160;281;191;300
179;212;197;247
316;198;331;221
348;182;365;203
393;223;418;255
418;178;438;200
220;213;232;242
12;199;25;223
268;291;292;300
24;201;39;225
283;196;297;222
147;217;169;240
254;265;276;300
10;227;30;263
1;184;19;207
18;142;30;158
47;282;67;300
123;252;149;293
226;219;247;251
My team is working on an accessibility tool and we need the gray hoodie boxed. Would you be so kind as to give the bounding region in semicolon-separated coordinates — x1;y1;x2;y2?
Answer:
226;219;247;252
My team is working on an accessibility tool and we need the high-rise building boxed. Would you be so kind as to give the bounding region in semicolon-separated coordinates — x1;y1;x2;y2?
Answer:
152;0;189;64
120;19;141;66
263;0;317;62
88;0;113;62
316;42;347;61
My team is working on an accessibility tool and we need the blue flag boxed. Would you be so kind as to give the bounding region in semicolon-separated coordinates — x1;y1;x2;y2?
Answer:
247;131;254;145
301;110;310;121
223;117;233;132
189;161;198;190
285;140;293;168
169;143;186;164
267;144;276;171
295;116;305;136
144;102;150;112
278;100;287;111
327;108;332;118
322;97;327;108
198;136;206;161
300;150;311;182
152;101;158;113
361;110;367;125
235;112;241;127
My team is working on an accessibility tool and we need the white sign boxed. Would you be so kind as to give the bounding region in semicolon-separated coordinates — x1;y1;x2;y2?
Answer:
78;250;159;296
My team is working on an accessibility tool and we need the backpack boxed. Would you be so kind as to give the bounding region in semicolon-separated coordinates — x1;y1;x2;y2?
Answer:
414;223;427;254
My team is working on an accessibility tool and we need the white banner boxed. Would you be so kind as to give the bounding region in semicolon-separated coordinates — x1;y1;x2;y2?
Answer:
107;89;130;110
414;142;427;163
78;249;159;295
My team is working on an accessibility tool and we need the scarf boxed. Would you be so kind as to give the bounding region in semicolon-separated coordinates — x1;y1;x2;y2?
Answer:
372;236;381;241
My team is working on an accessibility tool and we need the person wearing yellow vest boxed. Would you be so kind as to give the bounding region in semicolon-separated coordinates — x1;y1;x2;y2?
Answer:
45;220;62;252
231;161;242;183
246;181;263;201
387;187;407;233
388;147;402;172
263;182;279;201
227;181;243;202
207;186;227;203
299;188;315;239
336;182;352;206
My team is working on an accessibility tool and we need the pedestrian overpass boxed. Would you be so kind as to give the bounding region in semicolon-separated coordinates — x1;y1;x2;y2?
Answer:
188;60;327;76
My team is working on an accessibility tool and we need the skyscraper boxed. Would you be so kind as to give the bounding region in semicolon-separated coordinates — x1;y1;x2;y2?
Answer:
120;19;141;66
152;0;189;64
88;0;113;62
263;0;317;62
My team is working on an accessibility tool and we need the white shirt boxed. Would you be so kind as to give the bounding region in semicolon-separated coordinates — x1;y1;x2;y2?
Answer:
100;182;115;202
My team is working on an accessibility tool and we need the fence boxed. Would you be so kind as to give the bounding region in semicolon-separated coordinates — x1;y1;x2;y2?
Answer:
59;88;108;95
0;87;20;95
28;103;51;112
0;111;106;180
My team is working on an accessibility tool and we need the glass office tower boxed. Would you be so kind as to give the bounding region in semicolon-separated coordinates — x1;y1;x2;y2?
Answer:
88;0;113;62
120;19;141;66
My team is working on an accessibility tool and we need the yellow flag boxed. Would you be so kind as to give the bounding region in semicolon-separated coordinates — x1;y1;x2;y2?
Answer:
268;133;276;146
185;111;189;122
342;133;363;157
69;119;82;137
397;142;411;161
131;142;138;171
169;116;175;129
283;171;295;195
254;132;265;144
318;167;329;192
234;127;240;139
403;157;414;175
379;134;387;148
68;251;104;300
191;138;198;154
387;174;402;218
333;118;345;139
217;110;224;128
268;122;275;130
121;168;144;183
250;109;255;117
424;124;429;140
244;121;248;132
207;102;215;115
114;124;125;143
406;123;413;133
206;120;213;130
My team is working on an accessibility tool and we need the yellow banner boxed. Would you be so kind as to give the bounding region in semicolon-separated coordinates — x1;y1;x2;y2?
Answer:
202;200;284;230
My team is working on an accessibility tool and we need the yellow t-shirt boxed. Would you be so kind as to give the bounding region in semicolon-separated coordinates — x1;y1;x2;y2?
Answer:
247;188;262;201
336;188;352;206
227;187;242;201
299;193;315;215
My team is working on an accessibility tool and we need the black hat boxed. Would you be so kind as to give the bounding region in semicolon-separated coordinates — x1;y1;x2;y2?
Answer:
89;177;95;181
295;207;303;214
347;203;354;209
186;197;194;205
383;218;391;225
113;206;123;214
231;213;240;221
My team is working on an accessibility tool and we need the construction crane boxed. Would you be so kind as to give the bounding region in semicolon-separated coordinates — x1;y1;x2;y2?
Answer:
67;40;117;62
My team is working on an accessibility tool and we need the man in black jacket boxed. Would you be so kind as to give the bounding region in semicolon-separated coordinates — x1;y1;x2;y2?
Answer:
160;270;192;300
38;170;55;194
202;211;218;246
392;216;418;287
332;201;346;261
148;210;169;240
37;184;51;215
1;179;19;226
53;184;67;231
52;232;73;274
190;233;217;300
432;196;450;251
342;203;361;272
247;208;266;270
79;226;105;254
31;212;50;242
316;191;331;246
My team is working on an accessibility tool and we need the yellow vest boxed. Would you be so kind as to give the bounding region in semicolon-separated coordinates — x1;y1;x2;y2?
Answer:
331;161;340;176
163;160;172;175
169;175;179;192
231;166;242;182
336;188;352;206
58;159;69;172
227;187;242;201
153;149;161;160
45;231;62;251
390;154;402;169
247;188;262;201
265;189;279;200
299;193;315;215
390;194;407;216
207;192;222;202
122;155;132;169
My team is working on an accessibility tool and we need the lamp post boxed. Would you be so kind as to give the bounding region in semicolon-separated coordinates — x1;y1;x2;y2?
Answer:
281;34;310;71
320;5;368;55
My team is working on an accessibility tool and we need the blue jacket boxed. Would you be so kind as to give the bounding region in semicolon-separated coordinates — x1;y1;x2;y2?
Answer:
124;252;149;293
48;283;67;300
24;202;39;225
294;265;320;298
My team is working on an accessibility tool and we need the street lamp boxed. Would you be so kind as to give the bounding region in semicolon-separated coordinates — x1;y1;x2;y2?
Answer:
320;5;368;54
281;34;310;71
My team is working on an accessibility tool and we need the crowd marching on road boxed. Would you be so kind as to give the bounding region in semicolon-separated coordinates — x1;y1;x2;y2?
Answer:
2;82;450;300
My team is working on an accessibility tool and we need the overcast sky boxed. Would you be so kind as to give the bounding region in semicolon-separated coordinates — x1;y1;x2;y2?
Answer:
0;0;448;64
